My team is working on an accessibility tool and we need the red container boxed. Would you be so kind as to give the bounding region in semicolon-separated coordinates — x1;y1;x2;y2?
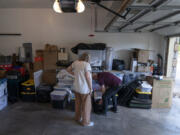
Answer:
0;64;13;71
34;57;43;62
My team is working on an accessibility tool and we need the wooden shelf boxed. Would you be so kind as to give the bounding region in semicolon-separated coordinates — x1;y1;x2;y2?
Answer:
0;33;22;36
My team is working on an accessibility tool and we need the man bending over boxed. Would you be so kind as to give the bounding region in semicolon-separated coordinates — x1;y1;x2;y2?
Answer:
92;72;122;115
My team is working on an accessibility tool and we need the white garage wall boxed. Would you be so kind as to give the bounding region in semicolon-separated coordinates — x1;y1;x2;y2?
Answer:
0;8;165;65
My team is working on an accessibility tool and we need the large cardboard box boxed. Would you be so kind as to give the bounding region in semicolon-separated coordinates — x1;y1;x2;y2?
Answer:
138;50;149;63
36;50;44;57
133;49;149;63
34;62;43;72
42;70;56;85
137;65;150;72
152;77;174;108
43;51;57;70
58;52;68;61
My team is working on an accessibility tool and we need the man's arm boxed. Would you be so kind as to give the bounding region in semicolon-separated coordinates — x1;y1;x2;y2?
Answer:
85;71;93;94
101;85;106;94
66;65;74;75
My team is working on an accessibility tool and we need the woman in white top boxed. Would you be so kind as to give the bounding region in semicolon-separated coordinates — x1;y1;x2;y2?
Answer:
67;53;94;126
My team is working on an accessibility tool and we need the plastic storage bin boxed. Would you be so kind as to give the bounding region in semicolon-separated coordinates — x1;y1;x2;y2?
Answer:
36;84;52;103
58;79;73;84
7;70;23;103
0;95;8;111
51;91;67;109
21;80;35;92
0;79;7;97
20;91;36;102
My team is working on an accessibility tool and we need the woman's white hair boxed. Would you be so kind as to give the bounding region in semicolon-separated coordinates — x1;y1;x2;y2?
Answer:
79;52;90;63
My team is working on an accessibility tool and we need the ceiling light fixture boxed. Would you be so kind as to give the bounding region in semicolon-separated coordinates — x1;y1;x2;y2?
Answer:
76;0;85;13
53;0;63;13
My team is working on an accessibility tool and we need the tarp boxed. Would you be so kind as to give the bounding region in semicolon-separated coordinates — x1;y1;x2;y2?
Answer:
71;43;106;54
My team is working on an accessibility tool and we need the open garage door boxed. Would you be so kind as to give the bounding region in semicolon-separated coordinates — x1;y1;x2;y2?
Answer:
166;37;180;96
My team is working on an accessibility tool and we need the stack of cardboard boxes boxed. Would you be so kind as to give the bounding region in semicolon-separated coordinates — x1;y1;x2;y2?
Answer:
33;44;58;85
131;49;153;73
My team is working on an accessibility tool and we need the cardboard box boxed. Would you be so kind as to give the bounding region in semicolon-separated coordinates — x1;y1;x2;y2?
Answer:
29;69;34;79
146;76;153;86
0;69;6;79
138;50;149;63
133;49;149;63
137;65;150;72
34;61;43;72
36;50;44;57
45;44;58;52
43;51;57;70
152;77;174;108
58;52;68;61
42;70;56;85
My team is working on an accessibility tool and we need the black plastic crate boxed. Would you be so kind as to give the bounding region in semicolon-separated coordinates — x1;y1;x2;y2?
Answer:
36;84;52;103
21;80;35;93
52;99;67;109
20;92;36;102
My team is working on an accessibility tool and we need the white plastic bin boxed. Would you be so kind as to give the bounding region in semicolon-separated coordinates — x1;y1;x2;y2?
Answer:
0;95;8;111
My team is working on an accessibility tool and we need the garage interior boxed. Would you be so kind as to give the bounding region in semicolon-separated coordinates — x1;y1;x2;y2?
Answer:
0;0;180;135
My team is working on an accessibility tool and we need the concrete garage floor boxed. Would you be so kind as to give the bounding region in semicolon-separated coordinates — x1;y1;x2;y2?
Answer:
0;99;180;135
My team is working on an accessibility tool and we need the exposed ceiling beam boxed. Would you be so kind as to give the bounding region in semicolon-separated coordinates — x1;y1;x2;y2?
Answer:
167;33;180;37
96;2;126;19
88;0;123;1
127;5;180;10
149;20;180;32
134;10;180;32
115;20;172;25
104;0;132;31
118;0;170;31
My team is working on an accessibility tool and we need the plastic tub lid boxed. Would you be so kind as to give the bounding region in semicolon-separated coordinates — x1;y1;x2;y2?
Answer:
51;90;67;96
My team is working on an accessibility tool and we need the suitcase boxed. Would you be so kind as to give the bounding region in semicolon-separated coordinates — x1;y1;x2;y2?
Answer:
36;84;52;103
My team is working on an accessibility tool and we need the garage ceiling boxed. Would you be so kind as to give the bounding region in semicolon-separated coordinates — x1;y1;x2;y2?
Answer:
0;0;180;37
102;0;180;37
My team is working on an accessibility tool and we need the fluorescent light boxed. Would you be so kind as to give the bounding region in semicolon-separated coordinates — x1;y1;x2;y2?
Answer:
76;0;85;13
53;0;63;13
